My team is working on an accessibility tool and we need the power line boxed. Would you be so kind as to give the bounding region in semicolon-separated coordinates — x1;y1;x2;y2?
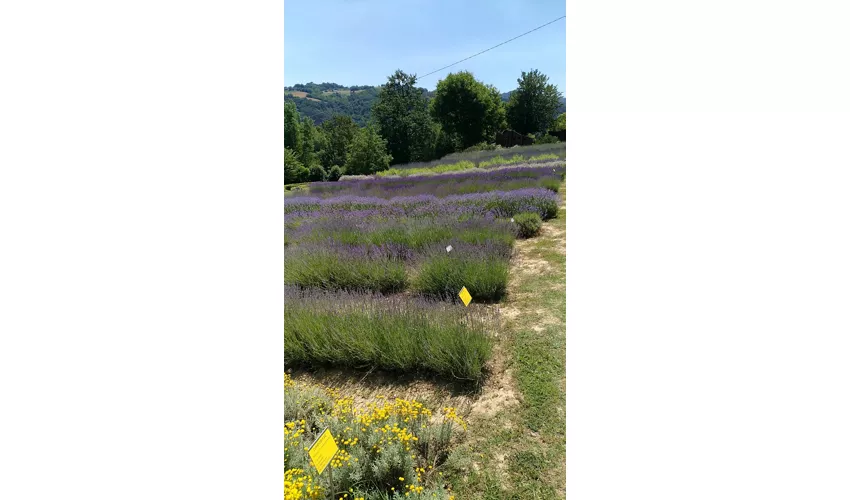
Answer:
418;15;566;80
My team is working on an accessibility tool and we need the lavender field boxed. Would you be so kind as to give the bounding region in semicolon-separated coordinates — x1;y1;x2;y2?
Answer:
284;158;563;380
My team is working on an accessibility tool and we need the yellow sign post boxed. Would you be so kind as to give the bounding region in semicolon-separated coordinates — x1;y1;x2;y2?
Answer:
458;286;472;306
308;428;339;475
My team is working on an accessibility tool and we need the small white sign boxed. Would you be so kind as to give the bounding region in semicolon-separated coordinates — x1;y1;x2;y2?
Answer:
446;245;453;253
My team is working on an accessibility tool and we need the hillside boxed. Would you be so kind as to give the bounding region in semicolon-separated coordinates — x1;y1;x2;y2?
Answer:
284;81;564;126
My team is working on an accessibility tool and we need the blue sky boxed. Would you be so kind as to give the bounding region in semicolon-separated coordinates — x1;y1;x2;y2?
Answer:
284;0;565;93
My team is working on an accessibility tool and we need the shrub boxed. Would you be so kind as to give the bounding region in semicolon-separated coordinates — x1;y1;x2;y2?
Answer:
327;164;343;181
284;374;465;499
307;163;326;182
542;178;561;192
535;133;560;144
284;289;494;379
513;212;542;238
414;253;510;302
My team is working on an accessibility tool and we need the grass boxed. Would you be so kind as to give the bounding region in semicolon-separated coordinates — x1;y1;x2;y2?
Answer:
442;182;566;498
376;160;476;177
284;289;495;380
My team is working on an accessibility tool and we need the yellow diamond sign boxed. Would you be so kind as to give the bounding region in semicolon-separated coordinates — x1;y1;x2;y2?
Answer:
458;286;472;306
308;428;338;475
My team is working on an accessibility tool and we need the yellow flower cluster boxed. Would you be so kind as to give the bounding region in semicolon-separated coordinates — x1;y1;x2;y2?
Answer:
284;468;322;499
442;407;467;430
285;377;468;500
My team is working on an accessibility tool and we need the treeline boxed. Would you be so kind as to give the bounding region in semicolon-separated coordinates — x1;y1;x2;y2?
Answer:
284;69;565;184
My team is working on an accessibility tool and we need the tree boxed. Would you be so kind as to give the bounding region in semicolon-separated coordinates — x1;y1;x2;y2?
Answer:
327;165;343;182
344;125;392;175
553;112;566;132
299;115;318;166
284;101;301;152
371;70;435;165
284;147;308;184
320;115;358;168
430;72;506;149
307;163;327;182
505;70;563;135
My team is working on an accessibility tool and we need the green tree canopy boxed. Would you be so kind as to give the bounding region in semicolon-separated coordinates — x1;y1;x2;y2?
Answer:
284;147;308;185
430;71;506;149
506;70;563;135
344;125;392;175
320;115;359;168
284;101;301;152
553;112;566;132
371;70;435;165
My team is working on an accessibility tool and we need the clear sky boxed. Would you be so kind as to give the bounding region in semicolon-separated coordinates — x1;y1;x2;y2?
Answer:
284;0;566;93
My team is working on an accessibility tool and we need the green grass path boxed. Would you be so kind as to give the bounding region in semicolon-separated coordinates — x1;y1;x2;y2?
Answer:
445;184;566;499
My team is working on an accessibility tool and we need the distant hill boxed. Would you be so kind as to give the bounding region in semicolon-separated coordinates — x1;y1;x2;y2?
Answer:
285;83;381;126
285;81;564;126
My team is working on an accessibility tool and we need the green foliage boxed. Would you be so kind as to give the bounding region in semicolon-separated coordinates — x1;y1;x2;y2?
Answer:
371;70;436;165
284;101;301;152
284;376;467;500
463;142;499;152
534;133;560;144
327;164;343;182
433;124;461;158
284;147;308;185
284;250;408;294
541;178;562;192
553;112;566;131
377;160;475;177
506;70;563;135
513;212;543;238
298;115;318;165
414;254;510;302
320;114;358;168
307;163;326;182
284;291;493;380
430;71;506;149
344;125;392;175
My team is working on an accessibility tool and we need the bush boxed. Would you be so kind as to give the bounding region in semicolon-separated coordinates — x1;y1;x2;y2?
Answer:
414;253;510;302
513;212;542;238
284;374;466;499
307;163;326;182
542;178;561;192
284;289;494;379
327;164;343;181
535;133;560;144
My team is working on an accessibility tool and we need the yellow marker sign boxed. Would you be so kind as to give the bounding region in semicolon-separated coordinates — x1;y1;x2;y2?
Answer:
308;428;338;475
458;286;472;306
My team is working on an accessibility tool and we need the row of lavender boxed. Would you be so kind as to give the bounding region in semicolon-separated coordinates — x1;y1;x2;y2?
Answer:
290;161;565;199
